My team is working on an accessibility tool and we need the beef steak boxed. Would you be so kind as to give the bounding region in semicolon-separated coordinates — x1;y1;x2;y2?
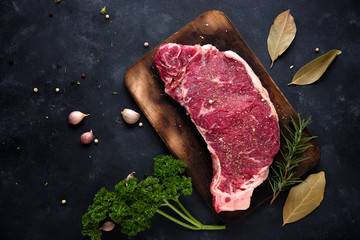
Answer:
154;43;280;212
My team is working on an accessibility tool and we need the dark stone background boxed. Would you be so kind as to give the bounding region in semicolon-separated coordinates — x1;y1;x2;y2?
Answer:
1;0;359;239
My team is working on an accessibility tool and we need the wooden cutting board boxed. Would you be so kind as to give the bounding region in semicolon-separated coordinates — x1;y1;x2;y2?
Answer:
124;10;321;220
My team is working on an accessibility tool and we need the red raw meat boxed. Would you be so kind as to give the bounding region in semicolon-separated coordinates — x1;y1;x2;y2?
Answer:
154;43;280;212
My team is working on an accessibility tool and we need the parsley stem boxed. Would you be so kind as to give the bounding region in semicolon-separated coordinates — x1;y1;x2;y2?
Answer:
163;199;201;227
156;209;226;230
173;198;202;225
161;200;226;230
200;224;226;230
156;209;200;230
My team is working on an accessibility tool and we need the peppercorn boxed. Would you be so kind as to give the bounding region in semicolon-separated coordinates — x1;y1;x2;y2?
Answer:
8;59;13;65
81;73;86;78
71;79;75;84
33;88;38;93
57;62;62;68
61;199;66;205
49;11;53;17
55;88;60;93
105;14;110;19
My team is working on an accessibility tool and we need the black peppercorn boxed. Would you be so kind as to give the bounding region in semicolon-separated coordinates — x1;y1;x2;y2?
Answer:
49;11;53;17
81;73;86;78
57;62;62;68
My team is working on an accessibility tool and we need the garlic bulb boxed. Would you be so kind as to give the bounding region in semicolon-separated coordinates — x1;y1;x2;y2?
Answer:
68;111;89;125
121;108;140;124
80;130;94;144
100;221;115;231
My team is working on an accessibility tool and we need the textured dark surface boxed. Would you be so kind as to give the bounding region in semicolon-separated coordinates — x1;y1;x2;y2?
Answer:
0;1;359;240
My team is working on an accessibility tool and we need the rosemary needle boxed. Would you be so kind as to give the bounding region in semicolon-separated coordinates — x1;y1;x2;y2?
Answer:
268;114;317;204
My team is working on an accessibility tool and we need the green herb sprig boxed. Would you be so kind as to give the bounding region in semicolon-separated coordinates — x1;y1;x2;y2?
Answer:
82;155;225;240
269;115;317;204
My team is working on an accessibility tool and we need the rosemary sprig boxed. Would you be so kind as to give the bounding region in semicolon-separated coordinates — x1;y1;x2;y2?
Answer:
269;114;317;204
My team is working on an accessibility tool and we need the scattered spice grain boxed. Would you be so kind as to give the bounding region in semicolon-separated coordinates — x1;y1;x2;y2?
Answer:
100;6;106;14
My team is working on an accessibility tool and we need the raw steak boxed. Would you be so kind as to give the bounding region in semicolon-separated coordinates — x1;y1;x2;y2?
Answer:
154;43;280;212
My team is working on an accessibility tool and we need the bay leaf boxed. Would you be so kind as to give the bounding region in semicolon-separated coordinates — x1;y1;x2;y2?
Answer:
282;171;326;226
267;9;296;68
288;49;342;85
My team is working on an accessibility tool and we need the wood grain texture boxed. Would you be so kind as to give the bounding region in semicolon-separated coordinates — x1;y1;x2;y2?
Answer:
124;10;321;220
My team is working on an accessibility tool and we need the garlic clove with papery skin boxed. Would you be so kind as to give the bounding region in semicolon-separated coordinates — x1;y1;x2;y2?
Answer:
125;172;136;186
80;130;94;144
100;221;115;231
68;111;89;125
126;172;136;181
121;108;140;124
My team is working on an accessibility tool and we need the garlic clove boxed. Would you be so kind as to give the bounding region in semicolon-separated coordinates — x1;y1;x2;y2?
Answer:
126;172;136;181
121;108;140;124
125;172;136;186
80;130;94;144
68;111;89;125
100;221;115;232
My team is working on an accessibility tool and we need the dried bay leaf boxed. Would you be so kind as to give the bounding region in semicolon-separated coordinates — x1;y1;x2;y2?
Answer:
289;50;341;85
283;171;326;226
267;10;296;68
